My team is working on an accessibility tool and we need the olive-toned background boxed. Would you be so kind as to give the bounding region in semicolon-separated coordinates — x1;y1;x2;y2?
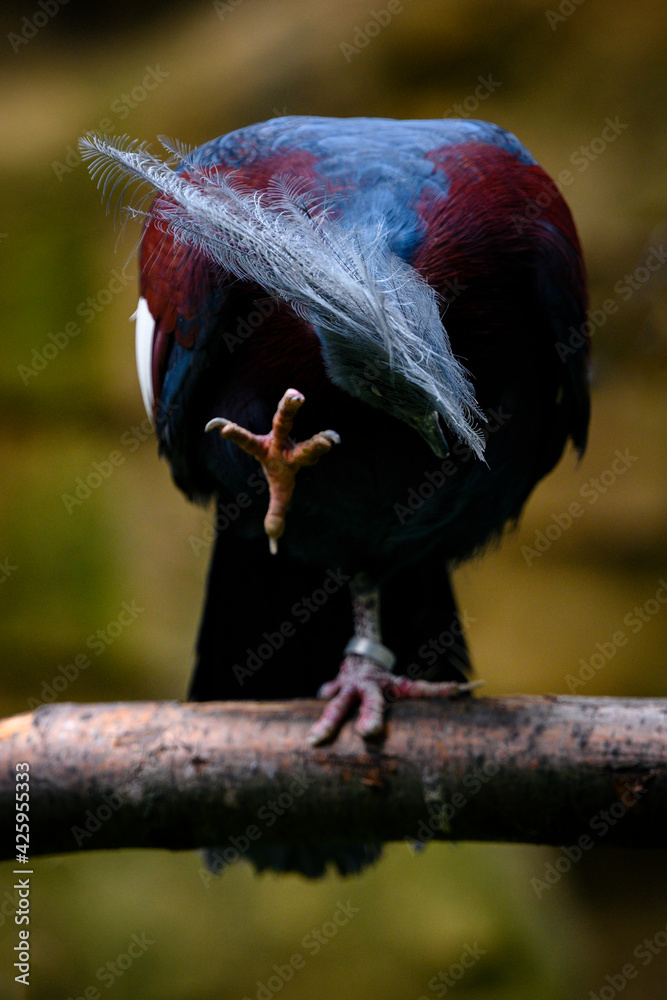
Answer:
1;1;666;997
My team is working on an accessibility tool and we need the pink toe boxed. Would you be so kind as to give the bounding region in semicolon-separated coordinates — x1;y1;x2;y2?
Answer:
354;684;387;738
317;678;341;700
307;688;357;745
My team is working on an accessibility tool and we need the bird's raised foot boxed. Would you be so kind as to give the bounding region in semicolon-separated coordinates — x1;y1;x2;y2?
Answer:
206;388;340;553
306;656;480;746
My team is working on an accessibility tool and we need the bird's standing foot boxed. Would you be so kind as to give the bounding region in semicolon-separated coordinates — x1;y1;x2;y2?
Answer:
306;572;480;745
206;389;340;553
307;657;478;745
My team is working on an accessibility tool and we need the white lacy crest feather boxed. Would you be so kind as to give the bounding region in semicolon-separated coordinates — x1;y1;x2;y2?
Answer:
79;132;485;457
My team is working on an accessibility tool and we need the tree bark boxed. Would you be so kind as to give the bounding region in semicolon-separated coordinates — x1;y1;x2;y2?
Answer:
1;696;666;860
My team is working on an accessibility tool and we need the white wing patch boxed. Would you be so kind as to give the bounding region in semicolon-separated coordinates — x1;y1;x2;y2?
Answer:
135;296;155;422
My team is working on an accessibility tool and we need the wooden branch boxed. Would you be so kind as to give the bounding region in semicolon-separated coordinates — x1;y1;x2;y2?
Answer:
1;696;666;860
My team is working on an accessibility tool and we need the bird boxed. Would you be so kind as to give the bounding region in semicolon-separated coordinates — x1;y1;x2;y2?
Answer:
80;116;589;876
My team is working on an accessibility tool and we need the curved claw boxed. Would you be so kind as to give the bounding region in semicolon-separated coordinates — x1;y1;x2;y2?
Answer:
321;430;341;445
205;417;231;433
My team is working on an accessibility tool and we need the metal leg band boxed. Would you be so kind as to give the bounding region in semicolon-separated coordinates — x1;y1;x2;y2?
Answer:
344;636;397;672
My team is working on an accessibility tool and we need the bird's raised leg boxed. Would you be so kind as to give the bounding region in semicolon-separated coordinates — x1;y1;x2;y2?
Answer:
206;389;340;554
307;572;479;745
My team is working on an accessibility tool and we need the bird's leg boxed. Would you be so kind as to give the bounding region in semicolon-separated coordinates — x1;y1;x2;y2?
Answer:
307;572;478;745
206;389;340;554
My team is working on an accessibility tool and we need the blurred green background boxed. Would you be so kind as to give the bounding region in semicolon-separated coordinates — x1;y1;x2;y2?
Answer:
2;0;667;997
